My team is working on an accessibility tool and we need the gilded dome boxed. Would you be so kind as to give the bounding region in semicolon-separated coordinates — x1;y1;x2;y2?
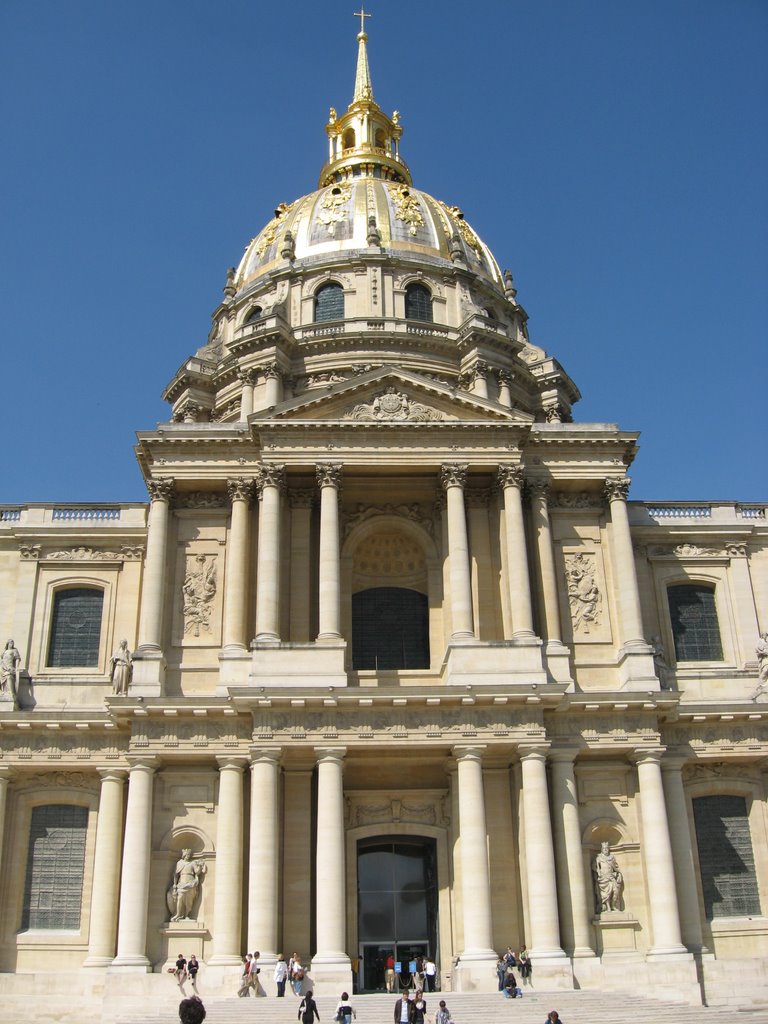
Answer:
236;180;503;290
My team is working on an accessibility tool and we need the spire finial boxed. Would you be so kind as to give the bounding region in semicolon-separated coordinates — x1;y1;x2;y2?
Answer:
353;7;374;102
354;6;371;35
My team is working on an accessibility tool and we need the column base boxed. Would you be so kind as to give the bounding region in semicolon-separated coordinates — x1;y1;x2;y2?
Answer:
442;640;547;686
616;644;657;690
207;954;246;966
108;957;153;972
130;647;166;697
544;639;573;687
452;952;499;992
307;955;352;995
82;955;114;968
217;646;251;689
249;641;348;687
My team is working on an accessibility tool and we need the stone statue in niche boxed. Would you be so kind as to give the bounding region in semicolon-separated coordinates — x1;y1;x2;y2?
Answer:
182;554;217;637
0;639;21;709
110;640;133;695
593;841;624;913
167;848;205;922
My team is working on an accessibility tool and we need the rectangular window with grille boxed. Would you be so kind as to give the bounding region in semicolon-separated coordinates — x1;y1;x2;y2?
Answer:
693;794;761;919
22;804;88;930
668;584;723;661
47;588;104;667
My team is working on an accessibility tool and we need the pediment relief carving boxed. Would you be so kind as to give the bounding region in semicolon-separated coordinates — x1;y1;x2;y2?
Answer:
342;387;448;423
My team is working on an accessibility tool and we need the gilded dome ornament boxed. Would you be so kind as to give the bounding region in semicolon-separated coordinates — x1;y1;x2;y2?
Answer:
387;183;424;235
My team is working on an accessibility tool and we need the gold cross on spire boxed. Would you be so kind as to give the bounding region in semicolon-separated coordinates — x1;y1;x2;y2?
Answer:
354;6;371;34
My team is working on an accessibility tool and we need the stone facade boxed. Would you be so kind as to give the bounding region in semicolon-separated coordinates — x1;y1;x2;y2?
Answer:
0;22;767;1021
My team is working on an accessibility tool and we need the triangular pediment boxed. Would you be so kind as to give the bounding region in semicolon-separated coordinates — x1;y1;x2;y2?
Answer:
252;368;533;425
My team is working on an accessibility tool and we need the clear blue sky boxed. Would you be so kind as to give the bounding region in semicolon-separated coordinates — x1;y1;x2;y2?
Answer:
1;1;765;504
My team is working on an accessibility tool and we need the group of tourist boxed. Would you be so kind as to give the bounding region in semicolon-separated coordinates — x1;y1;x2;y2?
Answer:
384;952;437;992
170;952;200;991
237;950;263;996
495;946;531;998
393;990;456;1024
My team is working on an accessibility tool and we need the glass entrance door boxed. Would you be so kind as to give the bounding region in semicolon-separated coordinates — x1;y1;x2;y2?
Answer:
357;838;437;992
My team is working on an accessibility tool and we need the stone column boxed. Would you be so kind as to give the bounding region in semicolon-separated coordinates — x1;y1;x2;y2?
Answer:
112;757;158;969
440;464;474;640
497;370;512;409
453;746;496;959
254;464;286;641
264;363;284;407
0;768;12;882
634;750;688;955
239;368;257;421
466;488;496;639
528;480;564;645
84;769;126;966
549;747;594;957
209;757;247;965
497;465;535;637
313;748;350;975
289;489;314;643
136;478;174;652
316;463;343;641
471;360;489;400
661;755;705;952
247;749;281;959
223;478;256;651
604;478;646;651
519;747;566;958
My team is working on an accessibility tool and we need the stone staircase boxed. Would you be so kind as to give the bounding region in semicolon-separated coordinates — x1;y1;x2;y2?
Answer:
114;990;768;1024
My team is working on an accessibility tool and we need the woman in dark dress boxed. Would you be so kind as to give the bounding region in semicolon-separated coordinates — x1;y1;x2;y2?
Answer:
299;989;320;1024
412;989;427;1024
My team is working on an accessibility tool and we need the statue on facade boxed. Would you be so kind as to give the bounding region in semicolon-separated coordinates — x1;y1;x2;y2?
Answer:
167;848;205;922
110;640;133;695
650;636;672;690
594;841;624;913
751;632;768;701
0;639;21;709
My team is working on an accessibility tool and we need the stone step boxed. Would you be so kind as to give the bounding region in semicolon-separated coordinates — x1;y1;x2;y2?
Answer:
115;990;768;1024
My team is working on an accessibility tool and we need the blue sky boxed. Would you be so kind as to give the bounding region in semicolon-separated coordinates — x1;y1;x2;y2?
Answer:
1;0;765;504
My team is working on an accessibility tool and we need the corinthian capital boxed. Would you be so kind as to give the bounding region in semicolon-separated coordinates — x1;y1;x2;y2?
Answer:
258;464;286;492
147;477;175;503
227;477;257;505
316;462;343;489
262;362;283;381
604;477;631;503
526;478;550;502
497;464;524;490
440;463;468;490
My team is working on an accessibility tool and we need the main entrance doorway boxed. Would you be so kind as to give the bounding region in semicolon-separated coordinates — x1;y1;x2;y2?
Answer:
356;837;438;992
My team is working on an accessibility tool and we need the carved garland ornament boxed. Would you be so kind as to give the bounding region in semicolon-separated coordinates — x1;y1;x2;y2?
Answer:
254;201;294;257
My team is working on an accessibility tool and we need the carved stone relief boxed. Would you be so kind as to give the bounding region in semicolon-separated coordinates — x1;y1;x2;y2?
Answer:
565;551;603;636
343;503;435;540
343;388;446;422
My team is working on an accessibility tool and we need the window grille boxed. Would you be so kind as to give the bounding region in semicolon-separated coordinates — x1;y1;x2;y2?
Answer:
404;283;433;322
693;795;761;919
668;584;723;661
315;283;345;323
22;805;88;930
352;587;429;670
47;588;104;667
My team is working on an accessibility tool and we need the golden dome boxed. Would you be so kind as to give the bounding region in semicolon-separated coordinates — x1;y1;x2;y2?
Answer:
236;180;504;289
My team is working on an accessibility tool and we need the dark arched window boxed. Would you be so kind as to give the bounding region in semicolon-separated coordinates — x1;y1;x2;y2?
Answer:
343;128;356;150
22;804;88;929
315;282;345;323
667;583;723;661
693;795;760;919
405;283;433;322
47;588;104;667
245;305;263;324
352;587;429;670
